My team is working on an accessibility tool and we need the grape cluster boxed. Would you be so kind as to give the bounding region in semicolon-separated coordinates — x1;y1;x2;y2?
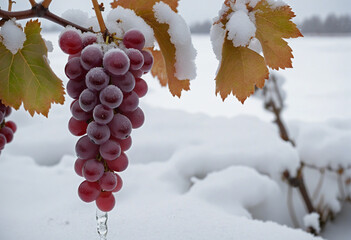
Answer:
59;29;152;212
0;101;16;155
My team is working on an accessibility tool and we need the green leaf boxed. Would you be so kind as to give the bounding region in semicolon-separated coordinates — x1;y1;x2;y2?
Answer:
0;20;65;117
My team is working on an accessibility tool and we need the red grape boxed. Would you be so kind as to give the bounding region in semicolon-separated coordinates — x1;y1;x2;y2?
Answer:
82;159;105;182
68;117;88;136
123;29;145;50
75;135;99;159
108;114;132;139
59;30;83;55
106;152;129;172
99;172;118;191
103;49;130;76
78;181;101;202
96;191;115;212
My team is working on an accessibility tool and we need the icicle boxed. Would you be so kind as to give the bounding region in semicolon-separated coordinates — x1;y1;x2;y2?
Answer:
96;209;108;240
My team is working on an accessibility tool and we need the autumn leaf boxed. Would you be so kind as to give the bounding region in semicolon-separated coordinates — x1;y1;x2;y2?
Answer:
111;0;190;97
0;20;64;117
254;1;303;69
150;49;168;87
215;37;269;103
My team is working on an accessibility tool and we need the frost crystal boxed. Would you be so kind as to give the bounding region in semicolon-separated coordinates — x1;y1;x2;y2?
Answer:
153;1;197;80
0;20;26;54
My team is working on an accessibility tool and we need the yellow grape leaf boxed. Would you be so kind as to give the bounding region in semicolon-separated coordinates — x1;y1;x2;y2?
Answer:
215;37;269;103
0;20;64;117
111;0;190;97
254;0;303;69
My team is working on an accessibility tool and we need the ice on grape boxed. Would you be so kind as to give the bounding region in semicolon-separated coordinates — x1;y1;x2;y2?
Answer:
0;20;26;54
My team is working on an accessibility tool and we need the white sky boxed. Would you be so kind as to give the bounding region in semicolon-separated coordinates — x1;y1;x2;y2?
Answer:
2;0;351;25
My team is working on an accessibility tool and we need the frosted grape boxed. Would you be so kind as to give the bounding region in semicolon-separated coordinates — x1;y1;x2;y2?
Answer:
100;140;121;161
75;135;99;159
103;49;130;76
59;30;83;55
82;159;105;182
123;29;145;50
79;89;98;112
111;72;135;93
99;172;118;191
108;114;132;140
87;122;110;145
123;107;145;129
140;50;154;73
86;67;109;92
65;57;85;80
126;48;144;70
99;85;123;109
80;45;103;70
118;91;139;112
93;104;114;125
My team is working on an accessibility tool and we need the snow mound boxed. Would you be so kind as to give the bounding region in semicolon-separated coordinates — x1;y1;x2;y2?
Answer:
188;166;281;218
290;121;351;170
0;20;26;54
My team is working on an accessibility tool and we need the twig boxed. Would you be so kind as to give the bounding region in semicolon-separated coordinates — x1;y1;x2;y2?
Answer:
29;0;36;7
0;4;91;32
91;0;106;33
8;0;15;11
312;169;325;201
41;0;52;9
287;186;300;228
338;174;346;200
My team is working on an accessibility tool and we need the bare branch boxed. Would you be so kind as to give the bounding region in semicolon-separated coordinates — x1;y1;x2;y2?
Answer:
0;4;91;32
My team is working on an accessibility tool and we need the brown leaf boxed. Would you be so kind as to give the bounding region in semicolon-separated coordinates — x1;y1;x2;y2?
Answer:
254;1;303;69
215;37;269;103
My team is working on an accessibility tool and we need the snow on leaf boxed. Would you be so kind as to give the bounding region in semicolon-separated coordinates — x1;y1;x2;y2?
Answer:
0;20;65;117
111;0;190;97
215;37;269;103
254;0;303;70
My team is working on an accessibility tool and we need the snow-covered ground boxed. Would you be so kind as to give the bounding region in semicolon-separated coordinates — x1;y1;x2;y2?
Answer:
0;34;350;239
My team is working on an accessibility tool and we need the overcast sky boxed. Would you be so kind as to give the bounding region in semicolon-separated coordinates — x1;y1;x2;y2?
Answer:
2;0;351;25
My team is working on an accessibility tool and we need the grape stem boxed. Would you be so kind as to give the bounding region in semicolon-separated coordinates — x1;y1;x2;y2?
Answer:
29;0;36;7
8;0;15;11
41;0;52;9
91;0;107;35
0;2;92;32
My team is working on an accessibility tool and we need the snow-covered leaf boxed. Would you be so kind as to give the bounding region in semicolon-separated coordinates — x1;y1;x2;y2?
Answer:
0;20;65;117
111;0;194;97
